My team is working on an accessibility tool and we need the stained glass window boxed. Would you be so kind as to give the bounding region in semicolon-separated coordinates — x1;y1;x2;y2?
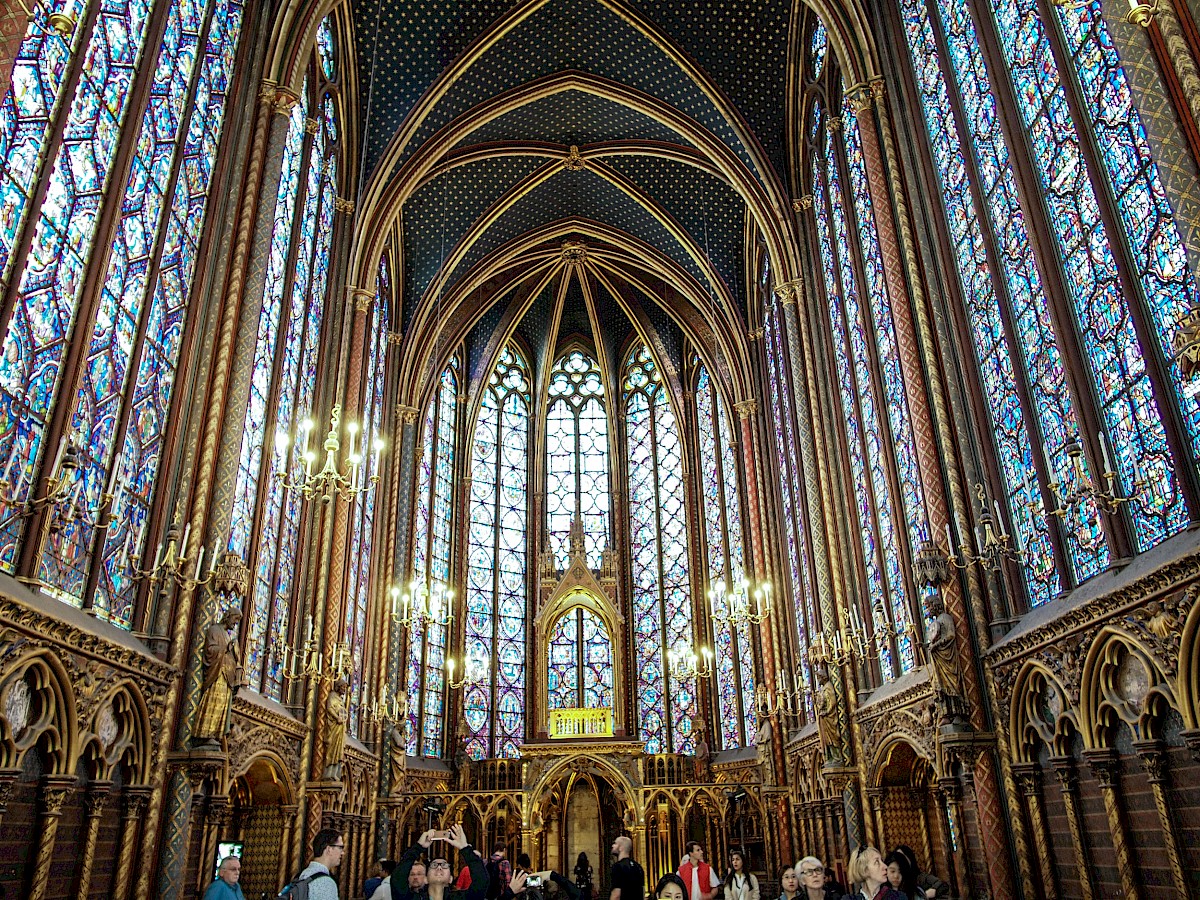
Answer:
407;361;458;757
810;97;906;678
545;350;611;569
810;20;827;81
695;365;755;748
762;303;816;721
625;343;696;753
228;34;340;698
465;346;530;759
346;257;390;735
897;0;1200;593
546;606;613;709
0;0;245;626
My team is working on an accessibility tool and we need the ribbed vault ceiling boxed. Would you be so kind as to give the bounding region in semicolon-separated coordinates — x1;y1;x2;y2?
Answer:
352;0;800;400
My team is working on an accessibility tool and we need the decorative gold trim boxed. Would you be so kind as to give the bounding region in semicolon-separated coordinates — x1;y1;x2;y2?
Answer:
734;399;758;419
397;405;420;425
563;145;587;171
351;287;374;312
335;198;356;215
305;117;320;135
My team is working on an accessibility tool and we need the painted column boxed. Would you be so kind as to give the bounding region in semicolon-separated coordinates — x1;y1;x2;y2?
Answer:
1012;764;1056;898
1133;740;1187;897
28;775;74;900
847;79;1016;898
1084;750;1138;900
1049;758;1094;900
150;80;299;900
74;781;112;898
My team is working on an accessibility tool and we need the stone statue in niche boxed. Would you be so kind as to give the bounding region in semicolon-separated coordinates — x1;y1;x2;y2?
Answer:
755;714;774;783
193;609;246;748
388;722;407;795
924;594;968;727
454;717;471;790
691;714;711;780
321;678;349;781
815;666;841;765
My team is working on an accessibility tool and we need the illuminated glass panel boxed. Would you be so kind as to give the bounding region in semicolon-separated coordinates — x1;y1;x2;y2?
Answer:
1054;4;1200;542
0;0;90;283
625;344;696;754
545;351;610;569
547;607;613;710
316;15;335;80
763;305;815;720
408;362;457;756
39;0;245;623
465;346;529;759
985;0;1188;548
346;257;390;734
896;0;1072;600
0;0;156;571
695;365;754;748
810;20;827;81
811;113;894;678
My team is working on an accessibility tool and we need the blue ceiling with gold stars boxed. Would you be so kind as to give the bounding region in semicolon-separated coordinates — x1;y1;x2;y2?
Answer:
351;0;791;346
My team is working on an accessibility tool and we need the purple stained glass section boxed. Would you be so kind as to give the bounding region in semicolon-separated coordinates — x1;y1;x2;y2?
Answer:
407;362;457;756
986;0;1187;551
465;346;529;759
625;344;696;754
0;0;90;284
41;0;245;622
0;0;156;572
696;366;752;748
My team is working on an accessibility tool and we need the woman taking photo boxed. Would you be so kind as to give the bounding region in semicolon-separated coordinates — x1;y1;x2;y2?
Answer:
722;852;758;900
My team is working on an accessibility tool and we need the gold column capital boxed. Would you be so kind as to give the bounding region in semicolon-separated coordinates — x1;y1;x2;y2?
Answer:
774;278;803;305
261;83;299;116
734;399;759;419
350;286;374;312
397;405;420;425
335;197;356;215
845;82;874;114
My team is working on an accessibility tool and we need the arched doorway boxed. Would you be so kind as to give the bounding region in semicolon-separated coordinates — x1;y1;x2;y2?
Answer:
539;769;625;892
871;742;951;893
229;757;294;898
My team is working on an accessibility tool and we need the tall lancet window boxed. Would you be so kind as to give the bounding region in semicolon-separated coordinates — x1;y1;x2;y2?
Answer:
407;360;458;757
763;293;816;721
545;350;611;569
346;256;390;735
465;346;530;759
228;18;339;699
896;0;1200;597
695;365;755;749
0;0;245;625
808;81;921;679
625;344;696;753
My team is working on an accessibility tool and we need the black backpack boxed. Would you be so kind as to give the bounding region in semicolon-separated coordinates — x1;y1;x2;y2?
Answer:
279;870;333;899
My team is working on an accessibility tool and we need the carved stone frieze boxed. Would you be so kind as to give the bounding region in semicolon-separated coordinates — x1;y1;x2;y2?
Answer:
227;718;302;780
855;677;937;772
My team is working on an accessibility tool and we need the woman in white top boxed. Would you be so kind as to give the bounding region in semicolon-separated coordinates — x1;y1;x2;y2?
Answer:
721;852;759;900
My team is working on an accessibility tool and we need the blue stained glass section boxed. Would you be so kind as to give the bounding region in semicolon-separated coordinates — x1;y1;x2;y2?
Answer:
986;0;1187;550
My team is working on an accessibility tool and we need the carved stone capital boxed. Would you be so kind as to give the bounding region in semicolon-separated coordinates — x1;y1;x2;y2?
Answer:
39;775;76;817
1133;740;1167;784
733;399;758;419
1083;749;1120;790
397;405;420;425
122;785;152;818
747;327;764;342
774;278;803;304
827;115;843;133
936;775;961;803
206;793;232;827
84;781;113;817
1049;757;1078;792
266;86;299;116
334;197;356;216
1011;762;1042;797
350;287;375;312
792;196;813;212
845;82;874;114
305;116;320;135
386;331;403;345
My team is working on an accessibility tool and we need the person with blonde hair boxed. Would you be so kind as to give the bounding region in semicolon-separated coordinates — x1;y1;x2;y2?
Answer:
841;848;903;900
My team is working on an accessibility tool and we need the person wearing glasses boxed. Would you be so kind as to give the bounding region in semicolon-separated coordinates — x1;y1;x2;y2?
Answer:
285;828;345;899
794;858;839;900
393;823;489;900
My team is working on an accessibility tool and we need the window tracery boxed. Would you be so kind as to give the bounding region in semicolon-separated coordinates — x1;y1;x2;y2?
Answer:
0;0;245;625
408;359;458;757
547;606;613;710
465;345;530;759
624;342;696;753
695;364;755;748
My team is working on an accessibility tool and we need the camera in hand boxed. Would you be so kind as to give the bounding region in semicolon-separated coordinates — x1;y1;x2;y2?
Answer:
526;876;544;888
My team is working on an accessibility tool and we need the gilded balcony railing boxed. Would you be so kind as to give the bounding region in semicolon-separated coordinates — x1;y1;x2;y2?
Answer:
548;707;614;738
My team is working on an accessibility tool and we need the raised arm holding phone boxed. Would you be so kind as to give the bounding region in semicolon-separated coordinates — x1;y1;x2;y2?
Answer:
393;824;489;900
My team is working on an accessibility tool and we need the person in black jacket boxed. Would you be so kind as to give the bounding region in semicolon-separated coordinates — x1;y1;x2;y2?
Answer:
393;824;489;900
501;869;582;900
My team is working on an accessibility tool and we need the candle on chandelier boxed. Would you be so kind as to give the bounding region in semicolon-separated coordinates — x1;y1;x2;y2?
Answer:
993;500;1008;537
1099;430;1113;475
1;442;17;487
193;545;205;581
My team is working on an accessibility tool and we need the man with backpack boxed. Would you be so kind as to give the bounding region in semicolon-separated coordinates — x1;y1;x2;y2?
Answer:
393;823;488;900
283;828;345;899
